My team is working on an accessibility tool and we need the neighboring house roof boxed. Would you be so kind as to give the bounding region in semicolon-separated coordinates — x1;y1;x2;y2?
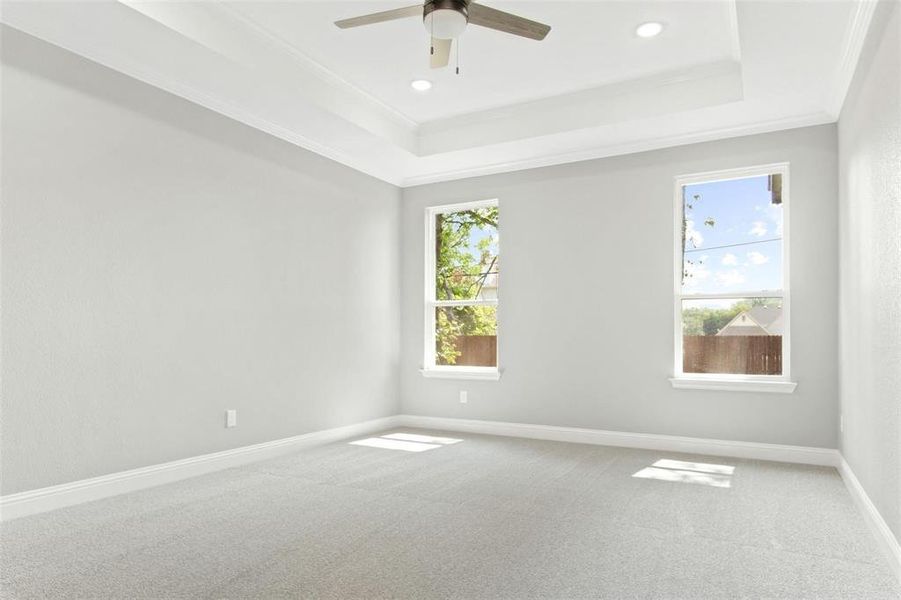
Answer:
717;306;783;336
748;305;783;335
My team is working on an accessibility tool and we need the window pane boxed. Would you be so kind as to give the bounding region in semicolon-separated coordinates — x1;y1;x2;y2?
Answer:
435;306;497;367
682;298;783;375
681;174;783;295
435;207;499;301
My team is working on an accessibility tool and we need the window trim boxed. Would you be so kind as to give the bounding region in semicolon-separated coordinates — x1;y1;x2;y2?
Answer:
672;163;795;392
422;199;500;379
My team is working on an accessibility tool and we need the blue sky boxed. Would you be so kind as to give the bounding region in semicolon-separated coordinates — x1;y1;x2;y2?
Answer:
465;223;498;264
682;175;783;298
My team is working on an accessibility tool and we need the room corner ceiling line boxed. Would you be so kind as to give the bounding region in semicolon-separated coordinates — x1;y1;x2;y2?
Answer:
117;0;419;152
212;2;420;129
0;2;408;185
826;0;879;118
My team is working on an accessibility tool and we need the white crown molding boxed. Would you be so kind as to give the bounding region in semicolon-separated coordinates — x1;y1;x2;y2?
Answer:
114;0;418;152
838;457;901;584
417;61;744;155
0;416;402;522
826;0;879;118
0;1;872;190
396;415;840;466
211;2;419;130
401;111;834;187
0;9;407;186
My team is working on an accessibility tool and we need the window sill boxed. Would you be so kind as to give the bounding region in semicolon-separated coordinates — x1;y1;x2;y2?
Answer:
669;378;797;394
421;368;501;381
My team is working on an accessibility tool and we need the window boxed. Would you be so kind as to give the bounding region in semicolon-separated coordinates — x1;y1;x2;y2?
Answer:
672;164;795;393
423;200;499;380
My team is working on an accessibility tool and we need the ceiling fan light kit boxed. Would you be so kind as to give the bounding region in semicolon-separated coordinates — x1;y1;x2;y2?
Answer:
423;0;469;40
335;1;551;73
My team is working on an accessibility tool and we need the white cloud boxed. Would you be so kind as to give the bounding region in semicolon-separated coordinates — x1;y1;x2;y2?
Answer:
764;204;784;236
716;270;746;287
749;221;768;237
721;253;738;266
685;220;704;248
747;251;769;265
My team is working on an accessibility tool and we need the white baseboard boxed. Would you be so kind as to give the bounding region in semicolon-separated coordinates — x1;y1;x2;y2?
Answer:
399;414;900;582
837;457;901;583
397;414;841;466
5;411;897;586
0;415;401;522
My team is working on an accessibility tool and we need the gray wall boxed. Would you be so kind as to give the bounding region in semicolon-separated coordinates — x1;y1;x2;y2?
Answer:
0;28;402;495
401;125;839;449
838;1;901;542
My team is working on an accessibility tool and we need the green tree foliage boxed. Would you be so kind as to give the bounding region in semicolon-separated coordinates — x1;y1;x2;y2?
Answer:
435;207;498;365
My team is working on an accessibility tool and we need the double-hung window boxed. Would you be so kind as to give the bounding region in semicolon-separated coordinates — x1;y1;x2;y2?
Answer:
422;200;499;380
672;164;796;393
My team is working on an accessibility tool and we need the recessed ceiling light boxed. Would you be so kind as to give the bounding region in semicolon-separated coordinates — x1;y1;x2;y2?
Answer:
636;22;664;38
410;79;433;92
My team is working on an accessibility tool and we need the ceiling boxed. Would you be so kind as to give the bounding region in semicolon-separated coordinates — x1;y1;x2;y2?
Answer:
229;1;740;123
1;1;877;186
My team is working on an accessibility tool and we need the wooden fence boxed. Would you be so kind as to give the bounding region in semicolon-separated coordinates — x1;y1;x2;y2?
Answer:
683;335;782;375
438;335;497;367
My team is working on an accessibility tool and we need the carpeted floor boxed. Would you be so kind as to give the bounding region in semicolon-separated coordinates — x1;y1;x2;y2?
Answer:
2;428;899;599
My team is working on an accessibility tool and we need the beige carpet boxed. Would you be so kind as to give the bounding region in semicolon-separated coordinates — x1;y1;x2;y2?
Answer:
2;428;899;599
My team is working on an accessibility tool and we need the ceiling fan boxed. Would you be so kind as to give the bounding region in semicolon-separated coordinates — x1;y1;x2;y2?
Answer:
335;0;551;70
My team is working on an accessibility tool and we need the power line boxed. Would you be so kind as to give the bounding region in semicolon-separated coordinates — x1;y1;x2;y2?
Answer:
684;238;782;253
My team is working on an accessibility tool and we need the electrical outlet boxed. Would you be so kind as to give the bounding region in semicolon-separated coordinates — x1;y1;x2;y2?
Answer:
840;414;843;433
226;409;237;428
460;391;468;404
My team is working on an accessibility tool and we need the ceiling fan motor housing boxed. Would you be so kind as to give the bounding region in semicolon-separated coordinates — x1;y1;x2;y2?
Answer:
423;0;469;39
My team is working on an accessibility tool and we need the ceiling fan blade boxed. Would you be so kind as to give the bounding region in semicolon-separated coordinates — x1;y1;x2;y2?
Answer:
468;3;551;40
335;5;422;29
430;37;452;68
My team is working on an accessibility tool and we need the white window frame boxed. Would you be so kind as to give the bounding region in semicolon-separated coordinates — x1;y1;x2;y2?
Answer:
670;163;797;394
421;199;500;381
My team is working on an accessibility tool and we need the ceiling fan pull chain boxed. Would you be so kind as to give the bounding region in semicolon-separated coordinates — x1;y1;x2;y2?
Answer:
430;15;434;56
456;36;460;75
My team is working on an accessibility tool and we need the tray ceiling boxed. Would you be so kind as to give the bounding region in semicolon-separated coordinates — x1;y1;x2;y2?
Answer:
0;1;876;186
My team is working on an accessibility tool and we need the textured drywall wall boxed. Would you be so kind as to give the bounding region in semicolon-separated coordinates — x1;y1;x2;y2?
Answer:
0;27;402;495
401;125;839;448
838;0;901;543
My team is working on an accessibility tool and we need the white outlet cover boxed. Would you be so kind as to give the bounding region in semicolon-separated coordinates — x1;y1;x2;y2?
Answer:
226;410;237;428
460;391;468;404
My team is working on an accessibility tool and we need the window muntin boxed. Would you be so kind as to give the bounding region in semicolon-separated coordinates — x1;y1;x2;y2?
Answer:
675;166;789;380
425;200;498;371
